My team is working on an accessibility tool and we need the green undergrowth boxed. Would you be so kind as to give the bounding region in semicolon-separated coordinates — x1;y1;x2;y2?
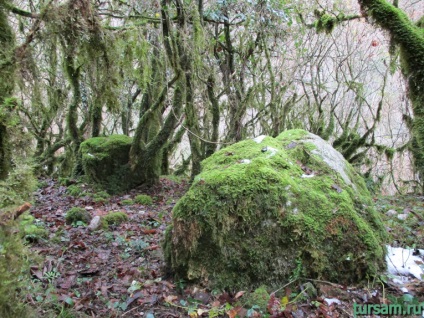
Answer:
92;191;110;203
65;207;91;225
120;199;134;205
0;214;36;318
375;194;424;248
19;214;48;242
66;184;85;197
0;163;36;208
134;194;153;205
102;211;128;226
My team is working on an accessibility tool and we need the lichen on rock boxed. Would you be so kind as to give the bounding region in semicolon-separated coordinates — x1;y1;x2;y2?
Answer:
164;129;387;289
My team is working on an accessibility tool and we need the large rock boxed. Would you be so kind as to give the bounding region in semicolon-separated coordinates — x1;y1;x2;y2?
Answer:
164;129;387;289
80;135;132;193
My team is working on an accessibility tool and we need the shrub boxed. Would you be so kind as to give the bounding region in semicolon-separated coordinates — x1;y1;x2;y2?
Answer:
134;194;153;205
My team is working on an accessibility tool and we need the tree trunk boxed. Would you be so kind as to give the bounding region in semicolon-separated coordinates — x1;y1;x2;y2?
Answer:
357;0;424;179
0;5;15;180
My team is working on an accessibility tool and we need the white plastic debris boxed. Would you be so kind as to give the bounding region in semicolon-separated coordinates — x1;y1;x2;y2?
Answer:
324;298;341;306
401;287;409;293
301;174;315;178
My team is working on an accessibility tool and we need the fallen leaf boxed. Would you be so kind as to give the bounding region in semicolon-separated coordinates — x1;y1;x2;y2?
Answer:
235;290;245;299
164;295;178;303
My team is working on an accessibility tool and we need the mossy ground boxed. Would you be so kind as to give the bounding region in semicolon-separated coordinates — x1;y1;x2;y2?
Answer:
134;194;153;205
164;129;387;289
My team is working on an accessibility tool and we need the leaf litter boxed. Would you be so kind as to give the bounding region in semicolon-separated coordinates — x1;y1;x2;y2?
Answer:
26;179;424;317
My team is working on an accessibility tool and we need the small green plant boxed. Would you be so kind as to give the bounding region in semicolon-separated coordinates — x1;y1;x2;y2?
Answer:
134;194;153;205
19;214;48;242
93;191;110;203
37;180;48;188
289;258;303;281
130;239;149;252
120;199;133;205
72;220;87;227
102;211;128;226
65;207;91;225
66;185;85;197
44;269;61;284
242;286;270;313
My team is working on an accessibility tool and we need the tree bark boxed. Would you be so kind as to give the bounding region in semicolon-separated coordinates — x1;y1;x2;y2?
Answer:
0;5;15;180
357;0;424;178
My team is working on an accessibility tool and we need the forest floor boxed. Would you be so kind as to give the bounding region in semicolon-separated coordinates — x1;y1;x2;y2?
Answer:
25;178;424;318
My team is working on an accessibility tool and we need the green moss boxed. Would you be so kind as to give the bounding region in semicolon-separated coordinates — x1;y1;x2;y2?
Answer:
102;211;128;226
0;220;34;318
80;135;132;193
0;163;36;209
164;130;387;289
134;194;153;205
92;191;110;203
65;207;91;225
19;214;48;241
314;11;358;34
242;286;270;312
316;14;337;33
120;199;133;206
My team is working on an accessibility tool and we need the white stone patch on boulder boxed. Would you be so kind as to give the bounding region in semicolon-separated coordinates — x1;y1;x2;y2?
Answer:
265;146;278;158
253;135;267;143
297;133;354;188
239;159;251;164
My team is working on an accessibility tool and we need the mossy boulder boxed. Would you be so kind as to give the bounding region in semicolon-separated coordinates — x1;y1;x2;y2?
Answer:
80;135;132;193
65;207;91;225
164;129;387;289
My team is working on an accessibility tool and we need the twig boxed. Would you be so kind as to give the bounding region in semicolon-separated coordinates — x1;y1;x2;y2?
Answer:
122;305;142;316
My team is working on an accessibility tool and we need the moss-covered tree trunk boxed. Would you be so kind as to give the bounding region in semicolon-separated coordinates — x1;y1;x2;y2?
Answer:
63;53;83;176
357;0;424;181
0;3;15;180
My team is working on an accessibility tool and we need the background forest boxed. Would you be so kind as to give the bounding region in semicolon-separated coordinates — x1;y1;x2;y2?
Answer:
0;0;424;317
0;0;423;198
